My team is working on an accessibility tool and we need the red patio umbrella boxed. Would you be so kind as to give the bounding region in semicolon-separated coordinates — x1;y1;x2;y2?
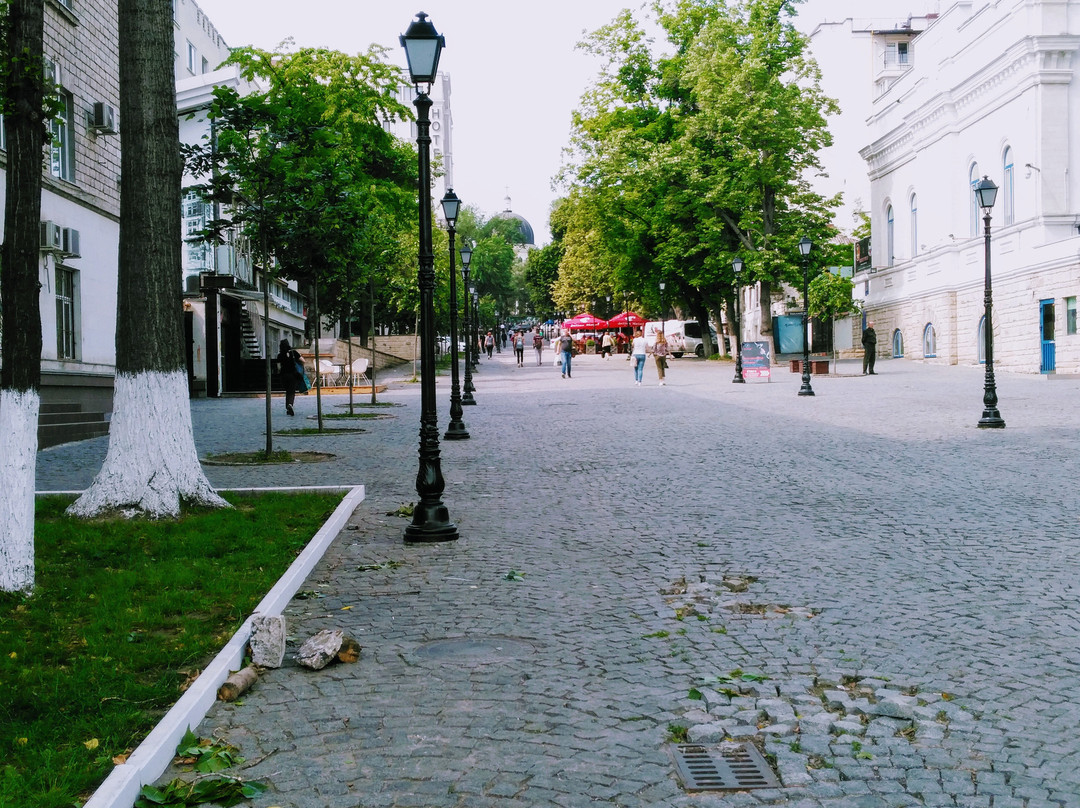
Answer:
562;312;608;330
606;311;645;328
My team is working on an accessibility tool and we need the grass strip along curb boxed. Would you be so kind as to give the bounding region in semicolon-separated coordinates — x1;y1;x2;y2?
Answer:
76;485;365;808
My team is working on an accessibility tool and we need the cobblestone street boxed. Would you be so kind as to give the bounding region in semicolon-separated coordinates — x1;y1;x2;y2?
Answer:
41;351;1080;807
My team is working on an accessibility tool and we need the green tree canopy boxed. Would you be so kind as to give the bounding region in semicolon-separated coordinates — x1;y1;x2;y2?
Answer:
558;0;844;338
185;44;419;337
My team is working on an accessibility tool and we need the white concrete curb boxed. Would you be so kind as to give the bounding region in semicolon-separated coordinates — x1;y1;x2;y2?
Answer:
82;484;366;808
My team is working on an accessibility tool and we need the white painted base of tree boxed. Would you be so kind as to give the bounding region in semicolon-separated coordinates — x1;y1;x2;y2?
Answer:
68;370;228;519
0;390;39;593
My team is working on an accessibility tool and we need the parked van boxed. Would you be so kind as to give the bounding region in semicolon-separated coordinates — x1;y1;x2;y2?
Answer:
644;320;719;358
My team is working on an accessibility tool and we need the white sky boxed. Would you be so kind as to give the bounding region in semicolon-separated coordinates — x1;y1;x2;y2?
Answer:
190;0;938;245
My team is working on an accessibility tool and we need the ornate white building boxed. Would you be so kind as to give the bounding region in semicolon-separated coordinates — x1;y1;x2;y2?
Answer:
858;0;1080;374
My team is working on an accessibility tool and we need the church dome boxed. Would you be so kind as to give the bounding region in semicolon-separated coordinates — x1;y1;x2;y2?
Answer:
493;195;535;246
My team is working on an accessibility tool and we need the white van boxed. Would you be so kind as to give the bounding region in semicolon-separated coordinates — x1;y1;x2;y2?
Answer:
644;320;719;358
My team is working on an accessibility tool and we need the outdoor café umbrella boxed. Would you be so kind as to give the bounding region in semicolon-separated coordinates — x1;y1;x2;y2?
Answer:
606;311;645;328
562;312;609;330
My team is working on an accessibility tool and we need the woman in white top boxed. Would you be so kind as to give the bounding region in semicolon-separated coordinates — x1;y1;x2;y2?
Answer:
630;328;648;386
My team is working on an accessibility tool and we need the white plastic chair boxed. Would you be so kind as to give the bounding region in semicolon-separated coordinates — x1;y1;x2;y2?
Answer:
317;359;339;387
347;357;369;387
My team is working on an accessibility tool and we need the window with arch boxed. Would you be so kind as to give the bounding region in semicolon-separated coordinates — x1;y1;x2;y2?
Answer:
1002;147;1014;226
892;329;904;358
923;323;936;358
910;193;918;256
886;204;895;266
969;163;981;236
977;315;986;364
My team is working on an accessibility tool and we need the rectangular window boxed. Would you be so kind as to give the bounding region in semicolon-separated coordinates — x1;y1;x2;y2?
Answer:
50;90;75;181
187;42;197;74
56;266;77;359
0;112;6;151
1067;297;1077;336
897;42;909;64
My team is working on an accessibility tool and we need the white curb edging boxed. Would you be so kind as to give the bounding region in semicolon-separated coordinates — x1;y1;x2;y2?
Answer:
83;484;365;808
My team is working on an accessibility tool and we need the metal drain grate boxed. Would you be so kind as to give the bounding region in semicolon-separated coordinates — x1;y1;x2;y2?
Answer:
670;743;780;791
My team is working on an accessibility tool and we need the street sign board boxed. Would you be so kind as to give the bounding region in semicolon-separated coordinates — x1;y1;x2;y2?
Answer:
742;341;771;379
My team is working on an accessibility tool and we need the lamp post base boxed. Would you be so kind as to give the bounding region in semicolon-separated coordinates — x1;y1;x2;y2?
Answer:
444;420;470;440
977;411;1005;429
462;391;477;405
404;503;458;543
798;373;815;396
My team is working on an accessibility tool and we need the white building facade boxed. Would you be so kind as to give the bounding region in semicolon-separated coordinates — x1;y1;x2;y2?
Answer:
858;0;1080;374
0;0;122;442
176;55;307;396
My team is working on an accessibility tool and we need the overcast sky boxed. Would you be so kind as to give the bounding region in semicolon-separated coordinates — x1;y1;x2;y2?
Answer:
190;0;939;245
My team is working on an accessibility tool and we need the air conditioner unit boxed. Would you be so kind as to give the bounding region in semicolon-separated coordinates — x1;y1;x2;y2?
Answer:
89;102;118;134
39;221;62;251
61;227;80;258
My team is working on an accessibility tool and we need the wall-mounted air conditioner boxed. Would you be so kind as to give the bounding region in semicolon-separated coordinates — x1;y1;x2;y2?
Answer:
89;102;118;135
61;227;80;258
40;221;62;251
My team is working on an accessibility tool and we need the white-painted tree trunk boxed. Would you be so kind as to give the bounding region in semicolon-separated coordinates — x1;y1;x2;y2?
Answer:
68;370;228;519
0;389;39;593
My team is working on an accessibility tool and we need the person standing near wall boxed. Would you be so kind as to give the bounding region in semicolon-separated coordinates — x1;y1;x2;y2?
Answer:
276;339;304;416
862;322;878;375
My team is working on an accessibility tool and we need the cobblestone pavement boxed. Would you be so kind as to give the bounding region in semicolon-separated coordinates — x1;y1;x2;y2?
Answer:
40;352;1080;807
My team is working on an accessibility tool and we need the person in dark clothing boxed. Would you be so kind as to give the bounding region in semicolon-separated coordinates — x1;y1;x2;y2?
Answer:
862;322;878;375
277;339;304;415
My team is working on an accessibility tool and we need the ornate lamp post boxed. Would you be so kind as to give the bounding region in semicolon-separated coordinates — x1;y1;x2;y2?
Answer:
400;12;457;542
659;281;667;334
459;243;476;403
471;288;480;367
440;189;469;438
974;175;1005;428
797;236;815;397
732;256;745;384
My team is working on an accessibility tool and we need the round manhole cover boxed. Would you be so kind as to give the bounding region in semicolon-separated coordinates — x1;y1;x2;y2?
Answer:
415;636;534;664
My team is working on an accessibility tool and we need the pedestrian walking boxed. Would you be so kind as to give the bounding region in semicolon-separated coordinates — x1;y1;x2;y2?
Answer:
653;329;670;385
558;329;574;378
601;332;614;359
276;339;306;416
862;321;878;375
533;330;545;365
630;328;647;385
513;330;525;366
485;330;495;359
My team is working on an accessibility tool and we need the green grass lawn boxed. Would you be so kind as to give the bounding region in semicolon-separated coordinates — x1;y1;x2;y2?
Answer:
0;491;345;808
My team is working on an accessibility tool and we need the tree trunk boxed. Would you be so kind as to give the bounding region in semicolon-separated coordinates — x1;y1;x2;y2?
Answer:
69;0;226;519
0;0;47;593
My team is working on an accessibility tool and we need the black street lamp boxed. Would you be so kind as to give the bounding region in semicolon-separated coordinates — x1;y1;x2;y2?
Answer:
732;256;745;384
400;12;457;543
659;281;667;334
974;175;1005;428
797;236;815;397
459;243;476;403
440;189;469;439
471;288;480;367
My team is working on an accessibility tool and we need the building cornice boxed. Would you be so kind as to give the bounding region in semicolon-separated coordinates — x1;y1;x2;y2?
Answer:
863;34;1080;176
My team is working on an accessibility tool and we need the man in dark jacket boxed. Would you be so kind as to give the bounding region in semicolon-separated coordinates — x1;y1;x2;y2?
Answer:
862;322;878;375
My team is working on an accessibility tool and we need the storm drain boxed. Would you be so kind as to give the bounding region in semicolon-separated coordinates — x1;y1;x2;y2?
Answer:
670;743;780;792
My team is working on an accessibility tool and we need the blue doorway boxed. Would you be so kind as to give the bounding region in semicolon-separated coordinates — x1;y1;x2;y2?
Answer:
1040;299;1056;373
